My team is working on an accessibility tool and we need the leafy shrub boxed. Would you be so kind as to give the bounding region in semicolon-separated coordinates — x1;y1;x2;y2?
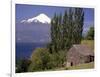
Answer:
57;50;67;67
28;48;67;72
28;48;51;72
45;50;67;70
86;27;94;40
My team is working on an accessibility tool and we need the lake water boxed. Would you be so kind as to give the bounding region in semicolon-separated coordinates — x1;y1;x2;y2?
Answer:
16;43;47;60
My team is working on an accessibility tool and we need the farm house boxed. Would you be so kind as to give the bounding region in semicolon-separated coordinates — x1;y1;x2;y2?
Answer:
66;45;94;67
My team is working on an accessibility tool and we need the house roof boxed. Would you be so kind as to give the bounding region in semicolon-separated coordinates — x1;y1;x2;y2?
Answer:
72;44;94;56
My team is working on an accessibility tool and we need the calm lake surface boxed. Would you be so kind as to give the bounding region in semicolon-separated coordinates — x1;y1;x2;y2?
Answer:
16;42;47;60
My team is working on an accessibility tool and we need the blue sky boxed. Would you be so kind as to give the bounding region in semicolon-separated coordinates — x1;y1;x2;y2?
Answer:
16;4;94;23
16;4;94;43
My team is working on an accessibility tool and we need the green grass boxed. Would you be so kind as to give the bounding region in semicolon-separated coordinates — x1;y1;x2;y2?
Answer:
40;62;94;71
81;40;94;50
66;62;94;70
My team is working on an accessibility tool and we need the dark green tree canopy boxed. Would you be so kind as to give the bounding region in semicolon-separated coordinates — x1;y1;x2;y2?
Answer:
86;27;94;40
49;8;84;53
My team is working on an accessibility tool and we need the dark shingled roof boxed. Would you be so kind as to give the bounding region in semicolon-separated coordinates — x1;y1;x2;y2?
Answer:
72;44;94;56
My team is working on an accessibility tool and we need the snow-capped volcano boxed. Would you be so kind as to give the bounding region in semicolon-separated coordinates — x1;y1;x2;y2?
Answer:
21;13;51;24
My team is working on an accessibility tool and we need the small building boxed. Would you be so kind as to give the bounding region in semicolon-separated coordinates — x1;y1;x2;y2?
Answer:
66;45;94;67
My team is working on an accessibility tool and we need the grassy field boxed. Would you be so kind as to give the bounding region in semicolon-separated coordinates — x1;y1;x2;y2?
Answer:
81;40;94;50
43;62;94;71
66;62;94;70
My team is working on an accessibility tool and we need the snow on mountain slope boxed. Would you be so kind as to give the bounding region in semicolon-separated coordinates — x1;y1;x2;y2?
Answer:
21;13;51;24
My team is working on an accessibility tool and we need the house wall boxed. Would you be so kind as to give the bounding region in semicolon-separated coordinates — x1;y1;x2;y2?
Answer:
66;47;90;67
66;47;80;66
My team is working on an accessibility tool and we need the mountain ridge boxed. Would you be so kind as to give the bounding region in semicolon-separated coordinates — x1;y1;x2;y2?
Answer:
21;13;51;24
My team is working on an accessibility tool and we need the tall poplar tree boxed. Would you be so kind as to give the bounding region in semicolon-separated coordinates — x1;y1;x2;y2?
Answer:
62;10;69;49
49;8;84;53
73;8;84;44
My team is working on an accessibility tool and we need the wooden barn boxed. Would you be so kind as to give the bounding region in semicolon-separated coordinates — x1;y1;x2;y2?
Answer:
66;45;94;67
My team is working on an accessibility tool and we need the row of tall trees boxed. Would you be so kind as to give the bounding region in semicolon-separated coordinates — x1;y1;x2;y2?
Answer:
49;8;84;53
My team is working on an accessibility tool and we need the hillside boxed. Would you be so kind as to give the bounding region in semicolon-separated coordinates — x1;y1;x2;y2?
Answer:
81;40;94;50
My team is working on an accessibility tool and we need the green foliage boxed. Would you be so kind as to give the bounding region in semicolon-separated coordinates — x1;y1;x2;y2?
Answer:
50;13;62;53
86;27;94;40
47;50;67;68
50;8;84;53
73;8;84;44
57;50;67;67
16;59;31;73
28;48;67;72
28;48;51;72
